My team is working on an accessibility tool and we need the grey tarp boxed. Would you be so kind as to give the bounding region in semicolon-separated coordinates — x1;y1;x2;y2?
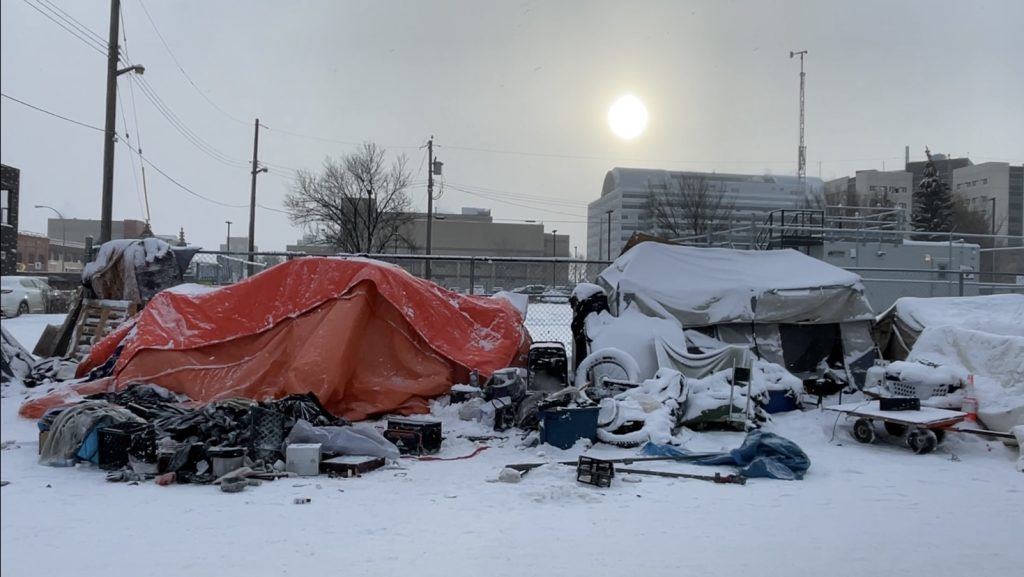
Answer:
653;334;753;379
596;243;878;386
597;243;874;325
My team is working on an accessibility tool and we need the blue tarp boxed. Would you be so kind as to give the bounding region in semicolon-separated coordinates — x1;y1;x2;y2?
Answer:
641;431;811;480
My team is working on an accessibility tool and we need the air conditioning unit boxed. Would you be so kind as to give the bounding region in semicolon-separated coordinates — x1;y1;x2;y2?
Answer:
34;261;43;270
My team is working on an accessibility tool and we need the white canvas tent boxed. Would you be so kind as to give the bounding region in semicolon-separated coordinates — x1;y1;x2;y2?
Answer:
596;243;877;385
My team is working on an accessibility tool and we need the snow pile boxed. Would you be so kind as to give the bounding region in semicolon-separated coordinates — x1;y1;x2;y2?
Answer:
890;294;1024;337
908;325;1024;431
586;307;685;380
164;283;218;296
596;368;683;446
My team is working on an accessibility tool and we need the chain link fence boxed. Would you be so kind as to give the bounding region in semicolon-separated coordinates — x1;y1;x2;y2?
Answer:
185;249;1024;361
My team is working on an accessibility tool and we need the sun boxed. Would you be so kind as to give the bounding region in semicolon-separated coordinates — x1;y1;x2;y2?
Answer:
608;95;648;140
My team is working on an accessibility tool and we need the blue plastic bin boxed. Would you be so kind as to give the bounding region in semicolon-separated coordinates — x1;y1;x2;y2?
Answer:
538;407;600;449
765;390;798;414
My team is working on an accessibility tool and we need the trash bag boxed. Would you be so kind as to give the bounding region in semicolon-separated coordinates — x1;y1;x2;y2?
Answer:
286;419;400;461
642;431;811;480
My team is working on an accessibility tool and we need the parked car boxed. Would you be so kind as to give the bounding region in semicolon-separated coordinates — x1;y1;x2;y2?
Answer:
0;276;50;317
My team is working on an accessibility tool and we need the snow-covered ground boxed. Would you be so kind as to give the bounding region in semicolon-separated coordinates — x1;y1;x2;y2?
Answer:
2;314;1022;576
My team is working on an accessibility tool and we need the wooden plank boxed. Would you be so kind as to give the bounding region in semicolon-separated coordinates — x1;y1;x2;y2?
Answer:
827;401;966;427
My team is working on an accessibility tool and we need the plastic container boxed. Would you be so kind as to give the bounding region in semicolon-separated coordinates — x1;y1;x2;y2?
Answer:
764;390;798;414
538;407;600;449
98;422;155;470
208;446;245;478
286;443;322;476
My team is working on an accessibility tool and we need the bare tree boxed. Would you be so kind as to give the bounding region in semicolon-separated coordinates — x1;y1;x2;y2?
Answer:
285;143;415;253
644;175;735;239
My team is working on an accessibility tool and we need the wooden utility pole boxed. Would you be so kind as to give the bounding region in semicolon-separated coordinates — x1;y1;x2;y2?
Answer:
425;136;434;280
99;0;121;244
247;118;266;276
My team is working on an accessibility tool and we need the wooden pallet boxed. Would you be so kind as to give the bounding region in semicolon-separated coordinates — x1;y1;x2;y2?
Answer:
66;299;137;361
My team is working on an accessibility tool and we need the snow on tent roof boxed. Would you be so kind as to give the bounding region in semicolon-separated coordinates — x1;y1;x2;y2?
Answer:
888;294;1024;336
597;243;873;326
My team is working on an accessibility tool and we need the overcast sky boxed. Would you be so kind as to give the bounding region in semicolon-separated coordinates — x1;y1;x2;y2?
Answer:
2;0;1022;254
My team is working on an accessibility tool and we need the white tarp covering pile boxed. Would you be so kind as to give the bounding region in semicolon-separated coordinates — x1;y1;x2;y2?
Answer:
597;243;874;325
875;294;1024;432
593;243;877;387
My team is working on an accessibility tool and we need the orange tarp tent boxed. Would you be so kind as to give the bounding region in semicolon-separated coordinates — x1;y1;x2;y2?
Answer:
21;258;530;420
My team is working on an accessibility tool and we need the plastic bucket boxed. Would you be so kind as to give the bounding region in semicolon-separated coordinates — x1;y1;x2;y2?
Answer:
208;446;245;478
539;407;600;449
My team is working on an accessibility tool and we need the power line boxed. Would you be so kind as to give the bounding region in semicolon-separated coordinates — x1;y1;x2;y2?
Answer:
117;88;145;215
265;126;422;151
136;0;250;126
129;74;250;168
38;0;106;45
258;203;290;215
445;181;589;207
21;0;106;56
2;92;246;210
450;185;585;218
1;92;105;131
122;142;250;209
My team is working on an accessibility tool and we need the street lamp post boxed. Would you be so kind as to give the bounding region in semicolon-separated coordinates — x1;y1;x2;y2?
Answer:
605;209;614;260
35;205;65;272
990;197;997;280
224;220;232;284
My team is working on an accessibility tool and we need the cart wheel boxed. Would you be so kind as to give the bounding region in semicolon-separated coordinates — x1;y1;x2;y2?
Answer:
852;418;875;444
884;422;907;437
907;429;938;454
933;429;946;445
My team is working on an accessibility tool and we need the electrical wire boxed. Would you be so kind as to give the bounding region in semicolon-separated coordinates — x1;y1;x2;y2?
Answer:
136;0;250;126
38;0;107;45
1;92;105;131
448;184;589;208
117;87;145;215
129;74;250;168
118;140;249;209
21;0;106;56
449;185;584;218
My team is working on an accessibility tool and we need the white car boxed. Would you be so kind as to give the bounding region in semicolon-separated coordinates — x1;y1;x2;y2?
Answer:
1;276;49;317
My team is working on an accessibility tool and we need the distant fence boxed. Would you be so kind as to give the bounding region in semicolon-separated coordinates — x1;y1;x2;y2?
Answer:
185;250;1024;361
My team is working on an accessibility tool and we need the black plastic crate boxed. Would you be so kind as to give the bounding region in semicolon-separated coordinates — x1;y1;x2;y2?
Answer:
879;397;921;411
385;418;442;455
576;456;614;488
98;422;155;470
249;406;285;463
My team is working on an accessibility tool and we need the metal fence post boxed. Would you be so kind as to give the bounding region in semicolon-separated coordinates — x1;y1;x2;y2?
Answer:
469;257;476;294
958;270;965;296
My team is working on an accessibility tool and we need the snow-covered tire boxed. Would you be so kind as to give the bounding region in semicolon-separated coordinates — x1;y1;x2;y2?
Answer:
574;348;641;389
16;302;29;317
596;427;647;448
852;418;875;444
908;428;938;454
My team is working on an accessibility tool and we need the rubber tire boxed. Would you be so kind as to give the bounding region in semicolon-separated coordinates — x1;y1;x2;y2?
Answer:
573;347;641;389
908;429;938;454
933;429;946;445
16;301;29;317
852;418;876;444
884;422;908;437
